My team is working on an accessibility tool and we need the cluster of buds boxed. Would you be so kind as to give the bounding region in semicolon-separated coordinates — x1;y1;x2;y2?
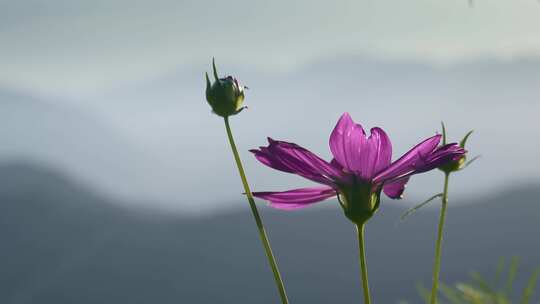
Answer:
205;58;247;117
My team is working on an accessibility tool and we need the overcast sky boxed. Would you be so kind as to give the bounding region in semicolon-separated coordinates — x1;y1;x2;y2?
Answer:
1;0;540;98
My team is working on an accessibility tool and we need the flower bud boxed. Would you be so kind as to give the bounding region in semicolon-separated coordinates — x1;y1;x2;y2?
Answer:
438;122;472;174
205;58;246;117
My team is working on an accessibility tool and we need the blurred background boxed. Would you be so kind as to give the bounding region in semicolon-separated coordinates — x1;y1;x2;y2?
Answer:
1;0;539;303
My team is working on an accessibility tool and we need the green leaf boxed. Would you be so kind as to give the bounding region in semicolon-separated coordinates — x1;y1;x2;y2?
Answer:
520;267;540;304
495;256;506;286
504;256;520;296
416;283;431;304
469;270;501;303
400;193;443;220
440;282;466;304
456;283;488;304
470;271;495;293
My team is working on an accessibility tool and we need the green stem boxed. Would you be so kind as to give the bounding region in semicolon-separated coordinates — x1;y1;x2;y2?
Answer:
356;224;372;304
224;117;289;304
430;173;450;304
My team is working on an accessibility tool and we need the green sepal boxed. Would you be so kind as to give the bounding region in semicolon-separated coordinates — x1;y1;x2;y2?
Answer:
338;183;381;225
212;57;219;81
205;72;212;101
441;121;447;146
460;130;474;148
205;72;211;90
461;155;480;170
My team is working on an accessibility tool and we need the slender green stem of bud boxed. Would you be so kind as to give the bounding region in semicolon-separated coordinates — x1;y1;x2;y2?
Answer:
223;117;289;304
430;173;450;304
356;223;372;304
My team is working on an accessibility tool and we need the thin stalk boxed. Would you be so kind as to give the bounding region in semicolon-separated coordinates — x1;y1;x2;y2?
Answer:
224;117;289;304
356;224;372;304
430;173;451;304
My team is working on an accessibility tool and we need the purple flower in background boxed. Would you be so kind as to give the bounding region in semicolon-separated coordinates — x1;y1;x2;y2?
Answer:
251;113;465;224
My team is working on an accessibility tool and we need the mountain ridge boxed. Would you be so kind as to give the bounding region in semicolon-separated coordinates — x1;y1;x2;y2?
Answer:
1;162;539;303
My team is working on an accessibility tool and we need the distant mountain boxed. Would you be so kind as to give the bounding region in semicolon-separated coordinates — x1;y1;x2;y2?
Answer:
0;88;179;203
1;162;539;304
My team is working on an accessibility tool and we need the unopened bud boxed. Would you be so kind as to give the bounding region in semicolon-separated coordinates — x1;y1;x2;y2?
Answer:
438;122;473;174
205;58;246;117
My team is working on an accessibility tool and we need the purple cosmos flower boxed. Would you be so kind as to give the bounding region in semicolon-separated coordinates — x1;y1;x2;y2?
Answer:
251;113;466;224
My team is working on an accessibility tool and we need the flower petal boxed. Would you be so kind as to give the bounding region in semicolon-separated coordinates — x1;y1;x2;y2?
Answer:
374;135;467;183
423;144;467;171
374;134;442;182
359;127;392;180
383;177;410;199
406;143;466;175
330;158;343;170
250;146;292;173
251;138;342;186
253;187;336;210
329;113;367;173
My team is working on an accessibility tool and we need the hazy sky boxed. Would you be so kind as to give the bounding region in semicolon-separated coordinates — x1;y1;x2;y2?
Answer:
1;0;540;98
1;1;540;213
